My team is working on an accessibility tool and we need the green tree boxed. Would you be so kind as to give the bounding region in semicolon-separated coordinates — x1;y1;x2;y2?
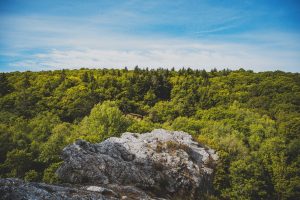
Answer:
28;112;61;143
127;119;159;133
0;124;13;162
75;101;131;142
42;162;62;184
144;89;157;106
39;123;73;163
225;156;270;199
0;73;11;96
0;149;33;178
24;170;39;182
148;101;178;123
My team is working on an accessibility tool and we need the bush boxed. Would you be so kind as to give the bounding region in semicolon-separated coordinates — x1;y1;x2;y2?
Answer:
75;101;132;142
42;162;62;184
24;170;39;182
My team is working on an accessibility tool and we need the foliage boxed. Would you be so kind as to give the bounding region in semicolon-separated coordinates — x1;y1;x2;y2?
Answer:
39;122;73;163
74;101;132;142
127;118;160;133
42;162;62;184
0;68;299;199
24;170;39;182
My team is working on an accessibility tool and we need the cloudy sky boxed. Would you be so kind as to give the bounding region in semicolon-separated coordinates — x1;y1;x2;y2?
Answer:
0;0;299;72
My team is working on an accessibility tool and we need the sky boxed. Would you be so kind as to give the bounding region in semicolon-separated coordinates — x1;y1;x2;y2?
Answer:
0;0;300;72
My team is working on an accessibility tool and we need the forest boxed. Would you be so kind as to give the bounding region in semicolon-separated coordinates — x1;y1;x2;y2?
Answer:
0;67;299;199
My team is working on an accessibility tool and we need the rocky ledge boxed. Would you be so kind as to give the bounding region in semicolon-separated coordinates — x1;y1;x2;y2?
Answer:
0;129;218;200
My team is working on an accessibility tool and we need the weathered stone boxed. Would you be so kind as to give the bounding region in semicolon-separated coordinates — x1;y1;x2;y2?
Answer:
0;178;161;200
0;178;118;200
57;129;218;199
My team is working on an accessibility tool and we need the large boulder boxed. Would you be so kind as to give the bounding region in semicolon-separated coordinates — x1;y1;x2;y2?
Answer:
57;129;218;199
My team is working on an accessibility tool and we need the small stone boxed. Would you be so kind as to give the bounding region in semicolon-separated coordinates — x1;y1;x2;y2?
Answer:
86;185;105;192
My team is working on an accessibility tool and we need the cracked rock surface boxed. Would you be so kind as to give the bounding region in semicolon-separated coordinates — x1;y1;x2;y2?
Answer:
58;129;218;199
0;178;119;200
0;129;218;200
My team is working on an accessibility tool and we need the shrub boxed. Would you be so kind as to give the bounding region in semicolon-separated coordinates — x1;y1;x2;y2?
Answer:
24;170;39;182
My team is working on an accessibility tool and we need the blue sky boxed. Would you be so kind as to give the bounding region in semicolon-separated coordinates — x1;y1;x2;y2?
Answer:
0;0;300;72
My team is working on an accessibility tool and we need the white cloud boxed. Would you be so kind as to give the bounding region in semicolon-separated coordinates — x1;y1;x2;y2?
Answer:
1;14;300;72
8;35;300;72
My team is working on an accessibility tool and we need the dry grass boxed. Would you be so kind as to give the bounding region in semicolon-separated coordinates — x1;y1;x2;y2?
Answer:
166;140;190;153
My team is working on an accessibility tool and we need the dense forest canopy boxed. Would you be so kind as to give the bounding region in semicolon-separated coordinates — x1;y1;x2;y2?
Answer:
0;67;299;199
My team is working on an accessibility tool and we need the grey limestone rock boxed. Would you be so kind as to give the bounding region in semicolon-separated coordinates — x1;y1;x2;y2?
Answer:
57;129;218;200
0;178;161;200
0;178;118;200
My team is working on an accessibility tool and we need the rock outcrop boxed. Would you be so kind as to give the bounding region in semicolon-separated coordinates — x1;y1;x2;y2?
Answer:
0;129;218;200
0;178;120;200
